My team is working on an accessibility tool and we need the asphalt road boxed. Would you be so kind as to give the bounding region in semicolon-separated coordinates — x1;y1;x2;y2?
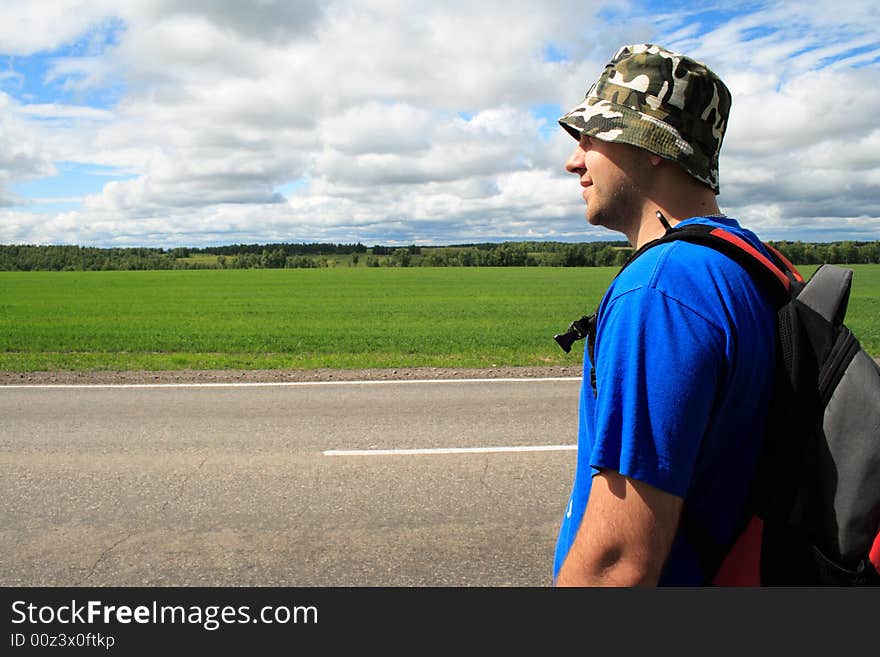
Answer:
0;377;581;587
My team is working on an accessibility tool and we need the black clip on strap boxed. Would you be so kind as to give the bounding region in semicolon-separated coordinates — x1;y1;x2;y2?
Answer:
554;314;596;353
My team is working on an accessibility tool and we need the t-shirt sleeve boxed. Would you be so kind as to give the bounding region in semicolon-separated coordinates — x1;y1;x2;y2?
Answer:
590;286;726;498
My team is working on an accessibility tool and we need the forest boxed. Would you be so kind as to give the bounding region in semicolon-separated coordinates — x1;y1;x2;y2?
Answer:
1;239;878;271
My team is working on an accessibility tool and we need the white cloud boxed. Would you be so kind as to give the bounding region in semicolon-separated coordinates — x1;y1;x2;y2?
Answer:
0;0;117;56
144;0;324;44
0;94;58;206
0;0;878;246
655;1;880;241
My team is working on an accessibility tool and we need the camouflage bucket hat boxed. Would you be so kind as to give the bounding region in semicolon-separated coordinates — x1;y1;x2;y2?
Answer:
559;43;731;193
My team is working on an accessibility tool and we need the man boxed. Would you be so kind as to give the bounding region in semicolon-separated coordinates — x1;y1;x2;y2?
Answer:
553;44;777;586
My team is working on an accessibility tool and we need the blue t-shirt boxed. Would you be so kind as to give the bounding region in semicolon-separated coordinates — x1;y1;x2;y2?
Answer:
553;216;777;585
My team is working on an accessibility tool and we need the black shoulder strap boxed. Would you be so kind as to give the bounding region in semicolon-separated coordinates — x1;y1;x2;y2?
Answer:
645;224;803;581
553;223;802;357
618;223;801;306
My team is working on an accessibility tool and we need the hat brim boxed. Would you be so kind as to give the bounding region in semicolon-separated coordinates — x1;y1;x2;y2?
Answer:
558;97;719;193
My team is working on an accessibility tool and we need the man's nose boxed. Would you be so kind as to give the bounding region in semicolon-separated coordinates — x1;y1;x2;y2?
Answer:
565;144;586;174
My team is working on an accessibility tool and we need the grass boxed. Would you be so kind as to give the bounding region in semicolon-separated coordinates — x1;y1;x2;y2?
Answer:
1;265;877;372
0;268;612;371
836;265;880;356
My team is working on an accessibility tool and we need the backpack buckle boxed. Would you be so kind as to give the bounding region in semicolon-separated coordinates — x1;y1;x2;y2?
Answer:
554;314;596;353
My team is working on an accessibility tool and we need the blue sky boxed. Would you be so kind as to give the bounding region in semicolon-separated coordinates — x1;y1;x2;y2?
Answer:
1;0;878;247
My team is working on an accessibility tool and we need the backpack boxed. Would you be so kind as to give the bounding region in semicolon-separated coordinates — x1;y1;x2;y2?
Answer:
554;222;880;586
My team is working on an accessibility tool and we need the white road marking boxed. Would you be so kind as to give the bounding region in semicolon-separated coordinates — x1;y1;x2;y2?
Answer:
324;444;577;456
2;376;580;390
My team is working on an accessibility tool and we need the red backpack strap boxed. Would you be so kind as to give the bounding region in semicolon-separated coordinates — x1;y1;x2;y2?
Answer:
711;516;764;586
554;222;797;359
644;223;794;584
628;223;797;306
763;243;805;284
703;229;793;292
870;530;880;574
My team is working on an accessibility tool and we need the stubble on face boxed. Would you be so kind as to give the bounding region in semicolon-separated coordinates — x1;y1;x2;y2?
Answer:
584;141;652;239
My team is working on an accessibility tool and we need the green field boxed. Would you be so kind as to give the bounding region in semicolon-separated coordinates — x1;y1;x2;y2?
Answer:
1;265;878;371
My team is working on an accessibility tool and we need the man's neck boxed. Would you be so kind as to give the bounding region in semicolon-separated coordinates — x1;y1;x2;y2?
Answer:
628;199;722;250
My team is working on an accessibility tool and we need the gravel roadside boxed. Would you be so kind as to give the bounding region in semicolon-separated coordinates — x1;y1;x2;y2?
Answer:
0;365;582;385
4;359;876;386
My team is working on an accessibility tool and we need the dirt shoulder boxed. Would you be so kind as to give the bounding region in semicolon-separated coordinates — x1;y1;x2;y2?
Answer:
0;365;581;385
5;359;876;386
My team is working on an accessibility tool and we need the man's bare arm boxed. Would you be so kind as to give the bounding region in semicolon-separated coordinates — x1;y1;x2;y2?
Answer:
555;470;683;586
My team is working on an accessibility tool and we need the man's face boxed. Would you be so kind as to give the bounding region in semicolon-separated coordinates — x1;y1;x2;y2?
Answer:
564;135;649;235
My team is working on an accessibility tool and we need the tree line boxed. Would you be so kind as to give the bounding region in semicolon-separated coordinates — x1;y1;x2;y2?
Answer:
1;239;879;271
